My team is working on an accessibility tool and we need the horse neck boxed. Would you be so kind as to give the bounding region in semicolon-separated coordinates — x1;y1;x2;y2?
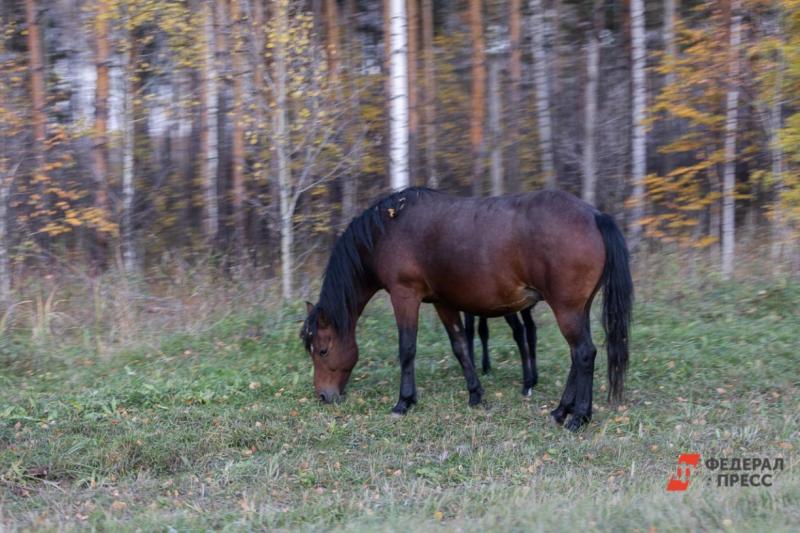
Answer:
353;282;378;322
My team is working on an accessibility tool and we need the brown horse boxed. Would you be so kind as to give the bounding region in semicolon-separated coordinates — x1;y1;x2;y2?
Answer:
302;187;632;431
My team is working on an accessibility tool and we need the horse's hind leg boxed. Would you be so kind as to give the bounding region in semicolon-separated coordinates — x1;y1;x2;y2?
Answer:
504;313;535;396
521;307;538;387
464;313;476;368
550;306;596;432
478;316;490;374
435;305;484;407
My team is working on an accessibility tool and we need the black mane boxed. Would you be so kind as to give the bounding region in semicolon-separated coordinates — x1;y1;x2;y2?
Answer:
303;187;437;347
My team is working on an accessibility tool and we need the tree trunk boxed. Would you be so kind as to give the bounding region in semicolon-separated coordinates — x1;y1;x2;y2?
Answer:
664;0;677;87
407;0;419;184
342;0;358;220
469;0;486;195
200;0;219;245
388;0;410;190
250;0;267;259
276;0;293;299
582;1;600;205
122;39;136;274
628;0;646;250
769;33;788;272
230;0;246;261
661;0;677;179
721;2;741;280
0;173;10;301
25;0;47;247
421;0;437;188
92;0;111;268
25;0;46;171
529;0;555;188
324;0;341;86
488;56;503;196
506;0;521;192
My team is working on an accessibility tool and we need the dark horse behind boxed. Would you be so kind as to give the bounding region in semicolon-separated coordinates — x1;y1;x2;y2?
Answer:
302;187;632;431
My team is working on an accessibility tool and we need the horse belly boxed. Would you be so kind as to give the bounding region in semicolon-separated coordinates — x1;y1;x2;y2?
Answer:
427;271;541;317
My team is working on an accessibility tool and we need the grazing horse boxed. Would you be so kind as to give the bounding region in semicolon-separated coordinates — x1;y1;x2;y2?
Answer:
302;187;632;431
464;308;538;396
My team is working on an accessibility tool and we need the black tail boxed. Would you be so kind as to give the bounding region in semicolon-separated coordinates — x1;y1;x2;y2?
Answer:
594;212;633;404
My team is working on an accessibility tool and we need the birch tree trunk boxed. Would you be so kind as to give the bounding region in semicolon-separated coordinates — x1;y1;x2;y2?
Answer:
721;3;741;280
507;0;522;192
529;0;555;188
421;0;437;188
488;56;503;196
469;0;486;195
407;0;419;183
389;0;410;190
201;0;219;244
121;41;136;274
230;0;246;261
0;173;10;301
628;0;647;250
276;0;293;299
582;3;600;205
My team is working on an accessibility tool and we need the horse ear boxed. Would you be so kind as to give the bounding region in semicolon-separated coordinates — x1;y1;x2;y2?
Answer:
305;301;314;315
317;309;330;327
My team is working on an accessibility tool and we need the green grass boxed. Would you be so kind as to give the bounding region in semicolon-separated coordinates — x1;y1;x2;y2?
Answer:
1;274;798;531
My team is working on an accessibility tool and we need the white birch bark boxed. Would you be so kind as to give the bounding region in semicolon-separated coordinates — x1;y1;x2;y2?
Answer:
582;27;598;205
529;0;555;188
721;5;741;280
203;1;219;242
276;0;293;300
628;0;647;249
121;44;136;274
0;173;10;301
388;0;409;190
488;56;503;196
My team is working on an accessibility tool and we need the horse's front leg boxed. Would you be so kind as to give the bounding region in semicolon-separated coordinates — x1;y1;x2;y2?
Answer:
390;292;421;415
435;304;484;407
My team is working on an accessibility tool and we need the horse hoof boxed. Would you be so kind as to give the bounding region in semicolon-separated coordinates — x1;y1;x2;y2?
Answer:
565;415;589;432
565;417;583;432
549;407;567;425
391;402;409;415
482;365;491;375
522;387;533;397
468;391;483;406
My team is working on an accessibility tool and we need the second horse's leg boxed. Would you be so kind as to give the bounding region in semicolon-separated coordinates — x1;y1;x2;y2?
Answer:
478;316;490;374
521;307;538;387
505;313;535;396
436;305;483;407
464;313;476;369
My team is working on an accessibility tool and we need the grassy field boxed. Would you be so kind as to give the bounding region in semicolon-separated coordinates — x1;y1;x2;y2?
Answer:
1;267;798;531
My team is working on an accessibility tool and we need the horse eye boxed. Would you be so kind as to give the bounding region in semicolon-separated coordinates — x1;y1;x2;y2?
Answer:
319;347;329;357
